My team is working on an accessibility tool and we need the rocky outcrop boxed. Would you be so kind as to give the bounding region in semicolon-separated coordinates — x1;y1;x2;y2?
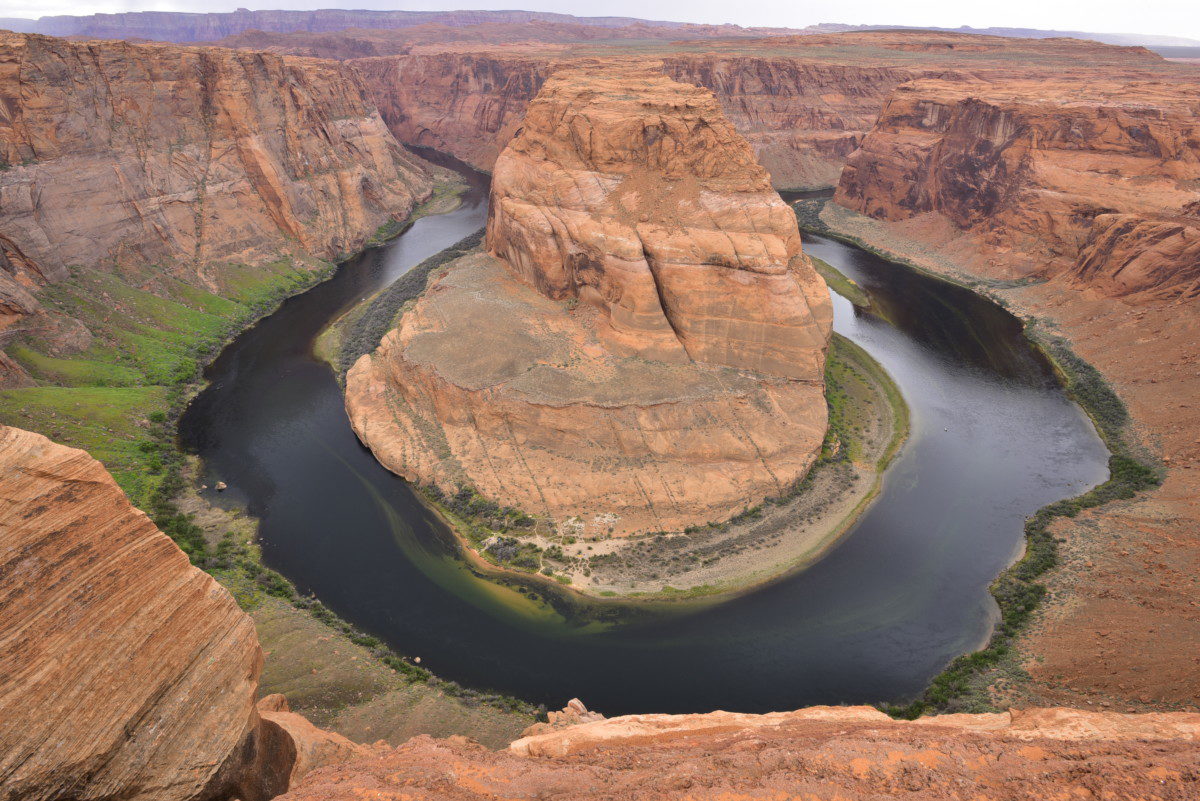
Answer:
280;705;1200;799
487;64;831;376
0;425;361;800
346;65;831;538
836;77;1200;300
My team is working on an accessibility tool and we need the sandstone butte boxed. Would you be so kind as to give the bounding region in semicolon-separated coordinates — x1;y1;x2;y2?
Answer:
822;71;1200;710
0;424;366;801
345;63;833;538
0;31;436;387
343;31;1174;189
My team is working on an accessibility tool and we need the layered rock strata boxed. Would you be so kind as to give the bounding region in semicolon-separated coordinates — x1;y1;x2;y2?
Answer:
281;705;1200;799
346;65;832;538
836;77;1200;300
0;425;362;800
347;32;1175;188
486;64;832;377
0;32;434;370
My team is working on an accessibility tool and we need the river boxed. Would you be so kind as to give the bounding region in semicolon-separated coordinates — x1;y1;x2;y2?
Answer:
179;163;1109;715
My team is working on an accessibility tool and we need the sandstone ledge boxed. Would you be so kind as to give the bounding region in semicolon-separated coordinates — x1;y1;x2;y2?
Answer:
280;704;1200;800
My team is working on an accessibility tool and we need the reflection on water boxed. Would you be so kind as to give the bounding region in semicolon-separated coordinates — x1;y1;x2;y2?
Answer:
180;168;1109;714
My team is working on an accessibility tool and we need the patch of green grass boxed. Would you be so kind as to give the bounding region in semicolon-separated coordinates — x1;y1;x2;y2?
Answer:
0;385;168;504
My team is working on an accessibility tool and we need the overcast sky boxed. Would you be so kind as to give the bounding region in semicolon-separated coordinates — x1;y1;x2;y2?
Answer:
3;0;1198;41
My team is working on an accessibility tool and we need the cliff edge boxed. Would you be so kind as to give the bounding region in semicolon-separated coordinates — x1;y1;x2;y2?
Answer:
0;425;363;801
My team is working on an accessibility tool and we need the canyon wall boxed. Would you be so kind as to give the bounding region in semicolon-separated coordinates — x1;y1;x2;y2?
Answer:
281;705;1200;799
347;33;1172;190
486;64;831;376
836;77;1200;300
0;425;362;800
0;31;435;384
346;64;831;538
350;52;922;189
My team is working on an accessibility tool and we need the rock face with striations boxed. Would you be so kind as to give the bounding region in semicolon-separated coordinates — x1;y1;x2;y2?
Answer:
836;77;1200;301
346;65;831;538
0;32;434;382
486;64;831;377
0;425;363;801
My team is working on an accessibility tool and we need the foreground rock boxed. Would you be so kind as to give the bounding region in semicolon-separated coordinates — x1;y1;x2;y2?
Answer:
347;65;831;539
836;76;1200;300
281;705;1200;799
0;425;361;800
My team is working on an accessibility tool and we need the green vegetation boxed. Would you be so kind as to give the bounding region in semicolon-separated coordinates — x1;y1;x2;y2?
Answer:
1;258;335;508
811;256;870;309
330;229;484;376
804;227;1168;719
0;176;538;722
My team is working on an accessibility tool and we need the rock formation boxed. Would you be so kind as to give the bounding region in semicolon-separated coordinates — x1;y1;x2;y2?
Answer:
486;64;831;376
347;32;1173;189
346;64;832;538
0;31;434;370
836;77;1200;300
0;425;363;800
280;705;1200;799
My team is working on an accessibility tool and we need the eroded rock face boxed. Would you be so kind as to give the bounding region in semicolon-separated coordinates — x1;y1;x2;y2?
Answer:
348;32;1173;190
836;77;1200;300
487;64;832;378
346;65;831;537
351;51;918;190
0;32;432;288
279;705;1200;799
0;426;360;801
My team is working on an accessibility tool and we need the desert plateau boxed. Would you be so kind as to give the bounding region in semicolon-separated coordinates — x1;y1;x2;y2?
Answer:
1;4;1198;799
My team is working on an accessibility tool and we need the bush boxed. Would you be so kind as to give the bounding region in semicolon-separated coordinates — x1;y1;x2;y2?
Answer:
337;229;485;373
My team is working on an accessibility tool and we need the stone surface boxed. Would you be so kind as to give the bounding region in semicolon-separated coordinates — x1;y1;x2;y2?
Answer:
0;425;357;800
836;77;1200;300
347;32;1175;189
280;705;1200;799
0;31;434;360
346;65;831;537
487;64;832;377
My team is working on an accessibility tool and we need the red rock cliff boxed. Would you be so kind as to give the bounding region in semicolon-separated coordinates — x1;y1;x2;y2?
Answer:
345;64;831;539
348;33;1172;190
0;32;435;384
836;77;1200;300
0;425;364;800
487;63;831;377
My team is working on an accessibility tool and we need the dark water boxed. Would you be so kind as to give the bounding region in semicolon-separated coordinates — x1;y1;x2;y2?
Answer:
179;168;1109;715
